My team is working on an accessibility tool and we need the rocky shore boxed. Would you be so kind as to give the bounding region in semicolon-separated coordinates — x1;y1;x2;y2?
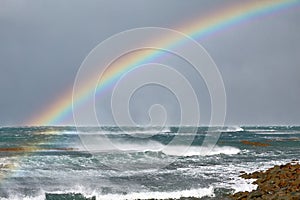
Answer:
44;161;300;200
231;161;300;200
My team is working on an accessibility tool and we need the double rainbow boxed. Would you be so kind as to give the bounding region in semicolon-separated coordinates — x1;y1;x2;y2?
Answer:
28;0;299;126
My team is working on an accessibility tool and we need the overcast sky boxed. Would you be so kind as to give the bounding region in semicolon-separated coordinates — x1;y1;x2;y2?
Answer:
1;0;300;126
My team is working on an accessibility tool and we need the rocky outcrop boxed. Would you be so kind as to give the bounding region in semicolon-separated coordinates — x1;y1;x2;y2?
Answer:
240;140;270;147
231;161;300;200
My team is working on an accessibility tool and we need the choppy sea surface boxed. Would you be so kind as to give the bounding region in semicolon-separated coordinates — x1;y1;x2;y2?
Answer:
0;126;299;200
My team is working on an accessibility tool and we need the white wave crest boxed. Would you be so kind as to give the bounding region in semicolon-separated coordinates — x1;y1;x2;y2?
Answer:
224;126;244;132
162;145;241;156
83;136;241;157
206;126;244;133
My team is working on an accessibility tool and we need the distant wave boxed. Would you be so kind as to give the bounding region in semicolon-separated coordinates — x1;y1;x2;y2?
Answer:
223;126;244;132
31;127;172;135
253;131;300;135
219;126;244;132
245;129;276;132
203;126;244;133
32;131;78;135
126;127;171;134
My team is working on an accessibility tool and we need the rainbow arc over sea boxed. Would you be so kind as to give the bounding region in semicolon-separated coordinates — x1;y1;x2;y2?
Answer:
0;0;299;183
28;0;299;126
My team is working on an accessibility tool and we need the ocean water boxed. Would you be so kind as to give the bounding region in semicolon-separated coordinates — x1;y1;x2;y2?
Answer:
0;126;299;200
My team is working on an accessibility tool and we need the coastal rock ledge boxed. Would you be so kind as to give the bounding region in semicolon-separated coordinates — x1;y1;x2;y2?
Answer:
231;161;300;200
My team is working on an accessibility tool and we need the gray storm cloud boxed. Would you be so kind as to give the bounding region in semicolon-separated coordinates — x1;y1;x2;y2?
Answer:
0;0;299;126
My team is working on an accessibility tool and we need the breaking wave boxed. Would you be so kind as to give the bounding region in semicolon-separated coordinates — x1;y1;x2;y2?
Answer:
0;186;215;200
162;145;241;156
85;139;241;157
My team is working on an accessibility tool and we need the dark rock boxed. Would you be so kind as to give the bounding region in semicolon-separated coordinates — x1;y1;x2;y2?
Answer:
248;190;262;198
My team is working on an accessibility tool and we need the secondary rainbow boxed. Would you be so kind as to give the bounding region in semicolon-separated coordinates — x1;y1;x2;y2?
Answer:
28;0;300;126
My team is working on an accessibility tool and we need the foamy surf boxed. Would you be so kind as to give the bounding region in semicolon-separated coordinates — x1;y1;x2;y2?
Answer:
0;187;215;200
95;187;215;200
1;126;300;199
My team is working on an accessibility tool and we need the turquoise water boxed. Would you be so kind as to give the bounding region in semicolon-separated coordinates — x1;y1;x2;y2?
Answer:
0;126;299;199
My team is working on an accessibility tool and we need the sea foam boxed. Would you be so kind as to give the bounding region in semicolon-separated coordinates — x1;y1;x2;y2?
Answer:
95;187;214;200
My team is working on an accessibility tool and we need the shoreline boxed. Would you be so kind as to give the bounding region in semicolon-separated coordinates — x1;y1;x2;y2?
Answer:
44;160;300;200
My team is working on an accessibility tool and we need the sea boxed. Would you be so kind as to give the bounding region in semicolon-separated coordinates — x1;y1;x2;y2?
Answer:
0;126;299;200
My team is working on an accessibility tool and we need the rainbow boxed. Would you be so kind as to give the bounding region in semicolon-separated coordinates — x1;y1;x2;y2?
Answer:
28;0;299;126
